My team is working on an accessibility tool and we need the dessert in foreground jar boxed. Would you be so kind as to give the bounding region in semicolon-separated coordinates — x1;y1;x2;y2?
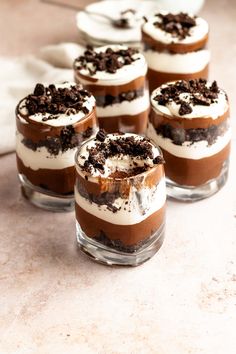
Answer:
75;130;166;266
147;79;231;201
74;45;149;134
16;82;97;211
142;12;210;92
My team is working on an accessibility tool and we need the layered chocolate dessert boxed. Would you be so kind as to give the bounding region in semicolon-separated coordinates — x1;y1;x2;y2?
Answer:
16;82;97;209
142;12;210;92
75;130;166;265
147;79;231;200
74;45;149;134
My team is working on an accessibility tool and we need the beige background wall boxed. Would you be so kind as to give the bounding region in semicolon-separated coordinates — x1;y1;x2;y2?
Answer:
1;0;90;56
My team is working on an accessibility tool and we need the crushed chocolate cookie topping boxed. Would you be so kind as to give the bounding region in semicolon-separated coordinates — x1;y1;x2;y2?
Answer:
21;126;95;156
77;182;120;213
179;101;193;116
153;156;165;165
60;125;78;151
154;79;220;116
96;87;144;108
75;47;139;75
96;129;107;142
154;12;196;40
25;83;92;118
157;121;228;146
34;83;45;96
82;135;163;174
94;230;150;253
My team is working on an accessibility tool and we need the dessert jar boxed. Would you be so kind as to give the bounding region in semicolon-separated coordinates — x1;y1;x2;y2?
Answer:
142;12;210;92
16;83;98;211
74;45;150;134
75;130;166;266
147;79;231;201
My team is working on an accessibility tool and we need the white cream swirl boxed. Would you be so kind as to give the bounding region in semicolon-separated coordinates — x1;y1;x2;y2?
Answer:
142;13;209;44
18;82;96;127
96;89;150;117
151;81;229;119
144;49;210;74
16;132;77;170
75;45;147;86
75;178;166;225
76;133;161;181
147;122;231;160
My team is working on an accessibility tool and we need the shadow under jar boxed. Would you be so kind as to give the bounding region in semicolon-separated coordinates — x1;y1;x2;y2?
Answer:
147;79;231;201
142;12;210;92
74;45;150;134
75;130;166;266
16;83;98;211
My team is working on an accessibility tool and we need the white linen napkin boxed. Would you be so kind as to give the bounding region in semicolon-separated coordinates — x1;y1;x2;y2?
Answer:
0;43;85;155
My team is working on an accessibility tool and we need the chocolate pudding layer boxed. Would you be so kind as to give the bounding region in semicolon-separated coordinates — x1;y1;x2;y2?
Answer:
74;45;149;134
142;12;210;89
98;111;149;134
147;79;231;187
160;144;230;186
17;156;75;195
75;204;165;252
75;130;166;252
16;83;97;195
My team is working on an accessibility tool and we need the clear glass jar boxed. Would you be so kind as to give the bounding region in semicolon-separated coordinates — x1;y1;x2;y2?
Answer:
142;13;210;92
16;97;98;212
147;81;231;201
74;134;166;266
74;45;150;134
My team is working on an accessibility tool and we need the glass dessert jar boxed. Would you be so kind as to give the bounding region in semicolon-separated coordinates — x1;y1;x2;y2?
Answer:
142;12;210;92
74;45;150;134
147;79;231;201
16;83;98;211
75;130;166;266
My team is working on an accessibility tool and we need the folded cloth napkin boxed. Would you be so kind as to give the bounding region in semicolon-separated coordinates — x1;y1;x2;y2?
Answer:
0;42;85;155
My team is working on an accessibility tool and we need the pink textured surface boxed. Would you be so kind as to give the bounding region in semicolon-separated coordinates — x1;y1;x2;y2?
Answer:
1;0;236;353
1;149;236;353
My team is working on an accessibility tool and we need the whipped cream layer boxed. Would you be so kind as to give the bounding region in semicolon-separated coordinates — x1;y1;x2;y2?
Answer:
76;133;161;181
144;49;210;74
96;89;150;117
147;122;231;160
151;82;228;119
75;45;147;86
16;132;76;170
18;83;96;127
75;177;166;225
142;13;209;44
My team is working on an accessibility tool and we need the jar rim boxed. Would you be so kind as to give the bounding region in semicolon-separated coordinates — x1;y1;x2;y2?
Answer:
74;134;164;182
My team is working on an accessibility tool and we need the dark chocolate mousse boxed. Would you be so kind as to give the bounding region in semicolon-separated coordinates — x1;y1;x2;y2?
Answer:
74;45;149;134
142;12;210;91
147;79;231;199
16;82;98;207
75;130;166;265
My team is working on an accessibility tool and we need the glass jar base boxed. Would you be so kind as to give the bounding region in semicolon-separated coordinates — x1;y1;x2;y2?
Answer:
76;221;165;267
166;159;229;202
19;174;74;212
